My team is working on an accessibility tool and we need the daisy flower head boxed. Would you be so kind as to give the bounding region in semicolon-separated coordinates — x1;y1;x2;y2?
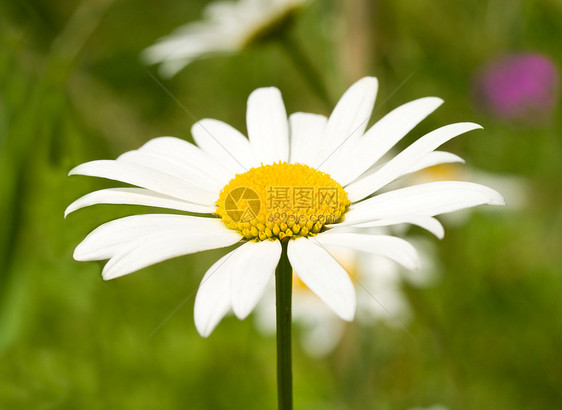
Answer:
142;0;308;78
66;76;504;337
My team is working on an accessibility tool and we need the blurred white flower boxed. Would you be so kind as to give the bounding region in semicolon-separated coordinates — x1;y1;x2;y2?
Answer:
142;0;307;77
404;163;527;226
255;237;439;357
66;77;504;337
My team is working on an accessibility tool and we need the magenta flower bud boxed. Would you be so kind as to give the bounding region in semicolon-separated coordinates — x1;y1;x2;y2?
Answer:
474;53;559;122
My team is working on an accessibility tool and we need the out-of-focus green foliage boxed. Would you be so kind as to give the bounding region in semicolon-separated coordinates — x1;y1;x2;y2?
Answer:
0;0;560;409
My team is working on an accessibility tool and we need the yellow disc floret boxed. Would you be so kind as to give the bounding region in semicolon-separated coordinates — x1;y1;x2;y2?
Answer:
216;162;350;241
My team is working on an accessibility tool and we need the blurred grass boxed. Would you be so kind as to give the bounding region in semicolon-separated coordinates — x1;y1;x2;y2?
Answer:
0;0;561;409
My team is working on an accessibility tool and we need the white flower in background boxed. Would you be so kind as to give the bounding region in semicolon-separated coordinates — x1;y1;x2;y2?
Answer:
255;237;439;357
66;76;504;337
142;0;307;77
405;163;526;226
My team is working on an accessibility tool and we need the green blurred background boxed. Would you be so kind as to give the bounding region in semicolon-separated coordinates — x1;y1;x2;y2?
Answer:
1;0;561;408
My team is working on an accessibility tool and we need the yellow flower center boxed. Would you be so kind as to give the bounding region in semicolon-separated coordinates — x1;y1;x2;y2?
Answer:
216;162;350;241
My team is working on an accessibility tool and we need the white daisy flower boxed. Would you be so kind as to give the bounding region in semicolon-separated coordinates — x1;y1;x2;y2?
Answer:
66;76;504;337
142;0;308;77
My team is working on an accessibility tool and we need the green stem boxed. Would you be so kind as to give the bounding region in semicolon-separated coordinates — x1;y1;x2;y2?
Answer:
275;241;293;410
279;34;333;109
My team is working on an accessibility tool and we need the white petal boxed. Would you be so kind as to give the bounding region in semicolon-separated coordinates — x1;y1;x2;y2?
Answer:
69;160;217;205
246;87;289;164
230;240;281;319
141;23;236;77
315;232;421;270
404;151;464;176
316;77;378;173
117;150;223;194
77;216;237;264
65;188;215;218
102;234;241;280
346;122;482;201
337;97;444;186
288;112;327;166
73;214;241;278
318;77;378;157
192;119;259;173
138;136;231;184
344;181;505;224
194;250;237;337
333;215;445;239
287;238;356;321
157;58;196;78
204;1;241;19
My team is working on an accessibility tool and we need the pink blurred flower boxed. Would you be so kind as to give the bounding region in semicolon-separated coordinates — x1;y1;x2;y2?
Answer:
474;53;559;121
